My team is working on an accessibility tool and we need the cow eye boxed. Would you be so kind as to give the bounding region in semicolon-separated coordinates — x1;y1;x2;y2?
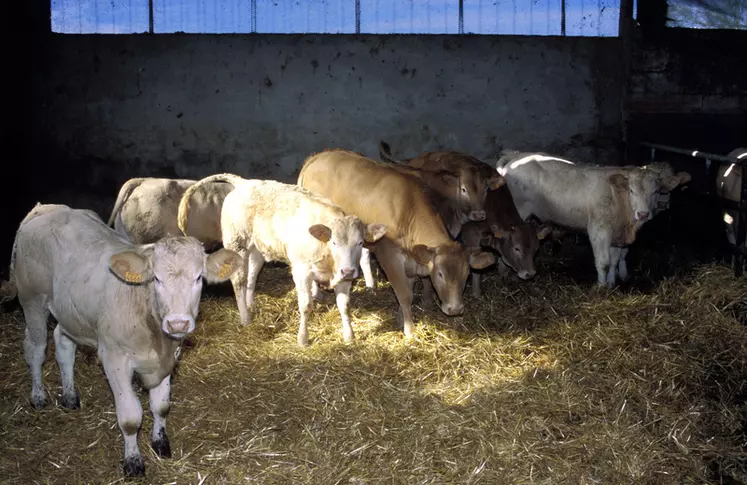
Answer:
438;271;444;279
357;240;363;247
195;275;202;283
154;276;162;285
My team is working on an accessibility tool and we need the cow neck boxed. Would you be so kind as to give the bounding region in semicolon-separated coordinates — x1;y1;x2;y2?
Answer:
401;197;453;251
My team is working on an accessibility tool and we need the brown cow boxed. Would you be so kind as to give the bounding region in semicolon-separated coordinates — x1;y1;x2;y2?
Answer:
298;149;495;338
379;141;505;236
460;186;553;297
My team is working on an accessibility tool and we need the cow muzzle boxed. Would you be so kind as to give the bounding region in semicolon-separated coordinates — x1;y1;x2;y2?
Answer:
469;210;487;222
162;314;196;338
635;211;650;221
518;269;536;280
441;302;465;316
340;267;357;280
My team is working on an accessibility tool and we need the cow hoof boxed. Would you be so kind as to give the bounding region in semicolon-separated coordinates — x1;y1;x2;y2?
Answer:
61;391;80;410
152;432;172;458
30;396;46;410
123;455;145;477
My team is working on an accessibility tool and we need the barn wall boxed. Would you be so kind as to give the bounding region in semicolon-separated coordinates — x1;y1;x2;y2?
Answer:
29;34;624;217
626;28;747;155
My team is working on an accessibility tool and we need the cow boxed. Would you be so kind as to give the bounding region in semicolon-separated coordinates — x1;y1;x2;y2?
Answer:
379;142;548;293
297;149;496;338
177;174;387;347
460;186;553;297
107;177;233;250
379;140;506;235
496;151;691;287
716;147;747;269
0;203;242;477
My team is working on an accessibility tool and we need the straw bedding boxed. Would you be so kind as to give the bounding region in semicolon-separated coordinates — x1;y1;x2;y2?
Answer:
0;247;745;484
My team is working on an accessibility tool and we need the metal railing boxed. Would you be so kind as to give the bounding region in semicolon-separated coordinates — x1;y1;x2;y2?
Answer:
639;141;747;277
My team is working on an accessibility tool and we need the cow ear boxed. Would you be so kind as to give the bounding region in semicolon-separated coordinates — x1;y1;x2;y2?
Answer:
109;250;152;285
469;250;496;270
490;223;509;240
365;223;387;243
488;173;506;190
608;173;629;190
661;171;691;191
205;249;243;283
411;244;435;266
536;224;553;240
309;224;332;243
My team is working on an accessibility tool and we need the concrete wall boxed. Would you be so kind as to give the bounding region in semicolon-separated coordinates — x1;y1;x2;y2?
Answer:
28;34;624;217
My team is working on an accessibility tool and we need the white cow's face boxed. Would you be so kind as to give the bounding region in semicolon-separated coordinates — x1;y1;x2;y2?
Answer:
309;216;387;287
109;237;242;339
626;171;660;222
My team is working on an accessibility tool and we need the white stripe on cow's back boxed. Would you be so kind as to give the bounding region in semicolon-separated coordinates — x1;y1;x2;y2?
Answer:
502;154;575;174
738;152;747;159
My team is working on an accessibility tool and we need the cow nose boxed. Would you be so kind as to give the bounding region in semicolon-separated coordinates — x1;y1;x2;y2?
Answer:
636;211;650;221
162;315;195;337
442;302;464;316
340;267;356;279
469;210;486;221
518;270;536;280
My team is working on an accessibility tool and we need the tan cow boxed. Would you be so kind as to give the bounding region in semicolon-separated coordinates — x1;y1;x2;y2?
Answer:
178;174;387;346
298;149;495;338
0;203;241;478
107;177;233;250
717;147;746;269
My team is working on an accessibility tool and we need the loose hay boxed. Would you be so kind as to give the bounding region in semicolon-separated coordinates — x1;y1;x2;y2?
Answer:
0;262;745;484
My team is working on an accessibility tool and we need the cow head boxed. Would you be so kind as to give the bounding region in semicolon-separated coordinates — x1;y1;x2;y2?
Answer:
619;166;691;223
309;216;387;287
491;223;551;280
411;242;495;316
109;237;242;339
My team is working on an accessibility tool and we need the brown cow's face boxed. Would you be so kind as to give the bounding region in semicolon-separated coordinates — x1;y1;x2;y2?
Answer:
491;223;550;280
412;243;495;316
108;237;241;339
310;216;387;287
457;169;489;222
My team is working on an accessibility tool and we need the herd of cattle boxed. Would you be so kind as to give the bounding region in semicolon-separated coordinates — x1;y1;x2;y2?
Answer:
0;143;743;477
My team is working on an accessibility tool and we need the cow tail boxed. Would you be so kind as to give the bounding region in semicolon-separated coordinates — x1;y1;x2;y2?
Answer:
378;140;402;164
0;224;20;304
106;178;148;227
177;174;243;237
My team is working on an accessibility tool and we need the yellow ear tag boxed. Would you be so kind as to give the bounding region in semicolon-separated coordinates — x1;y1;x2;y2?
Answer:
217;263;232;280
124;271;142;283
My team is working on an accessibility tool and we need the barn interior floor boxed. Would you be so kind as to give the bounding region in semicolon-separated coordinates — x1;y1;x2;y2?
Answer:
1;216;745;484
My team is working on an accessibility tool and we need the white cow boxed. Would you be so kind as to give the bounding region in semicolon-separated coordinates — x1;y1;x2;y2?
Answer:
0;203;241;477
178;174;387;346
496;151;690;286
107;177;233;250
717;147;746;269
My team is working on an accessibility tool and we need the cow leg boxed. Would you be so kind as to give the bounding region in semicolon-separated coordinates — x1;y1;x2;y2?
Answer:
227;246;250;325
471;272;482;298
360;247;376;289
291;264;313;347
53;325;79;409
244;248;266;324
589;229;613;287
149;375;172;459
607;247;622;287
618;247;629;281
420;277;436;310
374;243;416;337
100;352;144;477
21;300;49;409
334;280;355;344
